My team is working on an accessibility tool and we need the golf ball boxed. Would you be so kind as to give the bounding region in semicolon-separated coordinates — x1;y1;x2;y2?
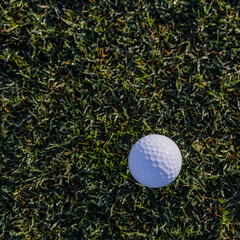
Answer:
128;134;182;188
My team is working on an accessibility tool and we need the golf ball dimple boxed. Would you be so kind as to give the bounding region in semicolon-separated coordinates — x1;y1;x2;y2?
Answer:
128;134;182;188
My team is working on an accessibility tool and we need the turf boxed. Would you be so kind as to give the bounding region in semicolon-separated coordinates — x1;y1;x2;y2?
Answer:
0;0;239;239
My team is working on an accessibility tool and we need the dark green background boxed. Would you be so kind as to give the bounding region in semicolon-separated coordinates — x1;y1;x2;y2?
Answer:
0;0;239;239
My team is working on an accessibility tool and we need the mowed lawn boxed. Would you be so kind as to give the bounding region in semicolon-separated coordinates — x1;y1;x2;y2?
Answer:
0;0;239;239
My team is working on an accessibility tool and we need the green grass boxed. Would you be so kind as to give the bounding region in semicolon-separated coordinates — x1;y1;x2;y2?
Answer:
0;0;239;239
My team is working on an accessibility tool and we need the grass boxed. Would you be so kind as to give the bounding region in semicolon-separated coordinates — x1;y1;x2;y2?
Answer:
0;0;240;239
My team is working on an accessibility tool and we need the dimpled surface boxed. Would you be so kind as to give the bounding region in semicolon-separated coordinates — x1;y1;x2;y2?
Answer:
128;134;182;188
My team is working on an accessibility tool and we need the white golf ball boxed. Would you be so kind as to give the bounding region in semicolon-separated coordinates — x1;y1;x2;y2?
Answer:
128;134;182;188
